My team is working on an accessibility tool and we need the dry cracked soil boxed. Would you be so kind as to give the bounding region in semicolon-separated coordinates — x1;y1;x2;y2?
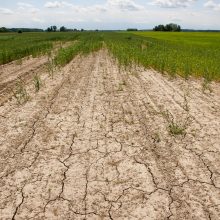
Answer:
0;50;220;220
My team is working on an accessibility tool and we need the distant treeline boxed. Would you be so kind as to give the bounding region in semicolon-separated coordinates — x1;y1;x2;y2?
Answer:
127;28;138;31
0;26;84;33
46;26;84;32
0;27;44;33
153;23;181;32
1;26;220;33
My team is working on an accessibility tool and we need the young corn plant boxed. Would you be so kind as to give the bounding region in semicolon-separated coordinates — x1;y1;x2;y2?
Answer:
12;80;29;105
169;122;186;136
162;110;188;136
33;75;41;92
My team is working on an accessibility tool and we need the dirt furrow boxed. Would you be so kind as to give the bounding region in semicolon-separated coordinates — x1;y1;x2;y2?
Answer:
0;42;72;106
0;56;47;83
0;56;48;96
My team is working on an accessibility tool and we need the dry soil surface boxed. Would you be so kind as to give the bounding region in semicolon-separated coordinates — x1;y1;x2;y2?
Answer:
0;56;48;106
0;50;220;220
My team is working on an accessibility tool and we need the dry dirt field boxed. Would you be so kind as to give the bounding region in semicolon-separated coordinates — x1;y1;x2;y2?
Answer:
0;50;220;219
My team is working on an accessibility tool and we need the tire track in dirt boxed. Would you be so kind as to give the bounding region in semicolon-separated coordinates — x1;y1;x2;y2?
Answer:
0;56;46;84
0;42;72;106
0;50;219;219
0;56;48;106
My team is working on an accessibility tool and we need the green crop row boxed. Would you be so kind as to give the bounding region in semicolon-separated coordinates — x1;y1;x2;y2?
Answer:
54;33;103;66
104;32;220;81
0;42;52;64
1;31;220;81
0;32;80;64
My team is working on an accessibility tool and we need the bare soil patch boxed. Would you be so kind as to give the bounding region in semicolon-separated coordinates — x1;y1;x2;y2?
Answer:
0;50;219;219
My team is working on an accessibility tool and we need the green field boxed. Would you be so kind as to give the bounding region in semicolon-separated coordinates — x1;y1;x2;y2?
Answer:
111;31;220;81
132;31;220;45
0;32;79;64
1;31;220;81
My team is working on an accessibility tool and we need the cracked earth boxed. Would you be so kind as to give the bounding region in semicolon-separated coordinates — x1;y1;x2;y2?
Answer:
0;50;220;219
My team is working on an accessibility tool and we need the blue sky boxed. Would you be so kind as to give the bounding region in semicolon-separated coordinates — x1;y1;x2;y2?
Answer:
0;0;220;29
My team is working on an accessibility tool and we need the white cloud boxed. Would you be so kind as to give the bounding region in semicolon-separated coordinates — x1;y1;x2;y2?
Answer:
152;0;196;8
29;8;40;14
170;16;182;22
107;0;144;11
17;2;40;15
70;18;84;22
204;0;220;11
44;1;76;9
61;1;75;8
44;0;144;12
91;5;108;13
94;18;102;22
0;8;14;15
17;2;33;8
44;1;63;8
1;0;220;30
32;17;44;23
44;1;86;11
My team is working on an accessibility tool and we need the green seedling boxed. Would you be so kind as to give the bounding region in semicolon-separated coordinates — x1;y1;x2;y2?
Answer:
12;80;29;104
33;75;41;92
162;110;187;136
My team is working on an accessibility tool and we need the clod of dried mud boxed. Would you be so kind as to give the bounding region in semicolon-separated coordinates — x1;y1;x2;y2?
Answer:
0;50;219;220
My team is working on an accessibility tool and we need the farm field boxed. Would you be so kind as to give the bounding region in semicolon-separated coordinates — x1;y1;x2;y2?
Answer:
2;31;220;80
0;32;220;219
0;32;80;64
119;31;220;81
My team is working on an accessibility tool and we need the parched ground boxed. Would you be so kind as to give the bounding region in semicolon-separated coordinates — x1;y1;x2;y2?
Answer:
0;50;220;220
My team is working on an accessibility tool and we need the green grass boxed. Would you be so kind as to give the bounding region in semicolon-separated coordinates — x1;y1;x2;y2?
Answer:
54;33;103;66
132;31;220;46
1;31;220;81
115;31;220;80
0;32;80;64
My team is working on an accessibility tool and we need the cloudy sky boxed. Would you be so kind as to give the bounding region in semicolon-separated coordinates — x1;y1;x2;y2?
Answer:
0;0;220;29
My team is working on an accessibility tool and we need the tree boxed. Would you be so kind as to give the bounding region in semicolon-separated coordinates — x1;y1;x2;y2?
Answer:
18;30;22;34
165;24;172;31
60;26;67;32
46;27;52;32
153;23;181;32
0;27;9;32
153;25;165;31
127;28;138;31
52;26;57;32
46;26;57;32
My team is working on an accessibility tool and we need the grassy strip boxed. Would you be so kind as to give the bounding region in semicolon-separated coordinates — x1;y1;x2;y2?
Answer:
54;31;220;81
0;42;52;64
1;31;220;81
104;32;220;81
54;33;103;66
0;32;80;64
